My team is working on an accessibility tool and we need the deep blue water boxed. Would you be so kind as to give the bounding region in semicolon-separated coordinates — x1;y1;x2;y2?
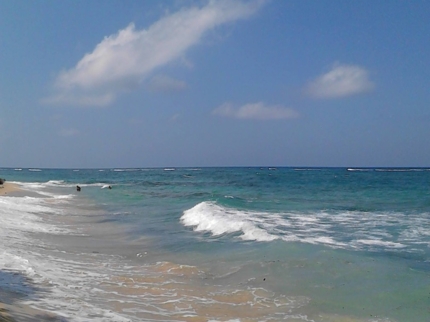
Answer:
1;167;429;321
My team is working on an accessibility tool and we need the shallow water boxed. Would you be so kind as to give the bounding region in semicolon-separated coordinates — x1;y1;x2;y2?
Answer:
0;167;429;321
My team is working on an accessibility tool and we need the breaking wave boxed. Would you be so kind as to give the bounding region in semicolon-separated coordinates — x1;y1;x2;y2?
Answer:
181;202;429;252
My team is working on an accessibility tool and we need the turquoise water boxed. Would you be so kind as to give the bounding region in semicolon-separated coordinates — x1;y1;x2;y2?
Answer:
1;167;429;321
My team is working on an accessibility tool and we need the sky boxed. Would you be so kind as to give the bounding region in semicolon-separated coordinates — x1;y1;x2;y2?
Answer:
1;0;429;168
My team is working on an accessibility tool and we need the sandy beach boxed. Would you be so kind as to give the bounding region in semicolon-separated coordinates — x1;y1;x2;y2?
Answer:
0;183;20;196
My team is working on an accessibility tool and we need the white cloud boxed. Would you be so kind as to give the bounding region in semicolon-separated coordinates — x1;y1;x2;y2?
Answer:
212;102;299;120
46;0;265;107
307;63;375;99
148;75;187;92
45;92;115;107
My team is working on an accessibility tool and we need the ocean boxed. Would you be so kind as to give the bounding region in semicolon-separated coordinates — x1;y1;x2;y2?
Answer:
0;167;429;321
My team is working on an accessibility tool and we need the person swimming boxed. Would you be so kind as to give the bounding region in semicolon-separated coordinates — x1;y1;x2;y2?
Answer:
76;185;81;191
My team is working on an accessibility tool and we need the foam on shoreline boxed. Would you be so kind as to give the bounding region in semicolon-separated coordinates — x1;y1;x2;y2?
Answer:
0;182;66;321
0;287;65;321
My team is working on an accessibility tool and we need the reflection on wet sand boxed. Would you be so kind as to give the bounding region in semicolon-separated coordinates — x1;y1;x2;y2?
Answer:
96;260;383;321
100;261;311;321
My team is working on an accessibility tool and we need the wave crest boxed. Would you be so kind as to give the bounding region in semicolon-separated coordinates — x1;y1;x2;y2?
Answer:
181;202;278;242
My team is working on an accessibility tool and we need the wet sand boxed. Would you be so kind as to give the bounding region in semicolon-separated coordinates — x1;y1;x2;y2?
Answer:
0;183;20;196
0;290;63;322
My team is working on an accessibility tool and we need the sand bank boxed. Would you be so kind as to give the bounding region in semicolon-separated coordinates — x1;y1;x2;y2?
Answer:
0;183;21;196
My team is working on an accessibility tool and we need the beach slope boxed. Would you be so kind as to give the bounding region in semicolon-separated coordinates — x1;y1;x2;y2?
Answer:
0;183;20;196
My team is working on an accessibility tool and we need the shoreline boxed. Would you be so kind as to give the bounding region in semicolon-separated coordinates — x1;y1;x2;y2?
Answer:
1;183;64;321
0;289;62;322
0;183;21;196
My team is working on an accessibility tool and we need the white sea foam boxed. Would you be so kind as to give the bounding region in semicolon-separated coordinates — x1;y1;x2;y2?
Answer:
15;181;71;198
79;182;107;187
46;180;66;185
181;202;429;252
0;185;133;321
17;180;109;194
303;236;346;247
348;168;430;172
181;202;278;242
355;239;406;248
0;196;70;234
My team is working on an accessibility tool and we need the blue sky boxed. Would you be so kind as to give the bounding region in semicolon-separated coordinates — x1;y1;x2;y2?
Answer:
1;0;429;168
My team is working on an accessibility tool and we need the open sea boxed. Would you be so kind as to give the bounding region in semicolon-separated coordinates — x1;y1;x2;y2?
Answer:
0;167;429;322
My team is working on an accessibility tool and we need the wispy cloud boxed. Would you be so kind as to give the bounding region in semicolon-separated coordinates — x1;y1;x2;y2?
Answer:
45;0;265;107
306;63;375;99
212;102;299;120
59;128;80;137
148;75;187;92
169;113;181;122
